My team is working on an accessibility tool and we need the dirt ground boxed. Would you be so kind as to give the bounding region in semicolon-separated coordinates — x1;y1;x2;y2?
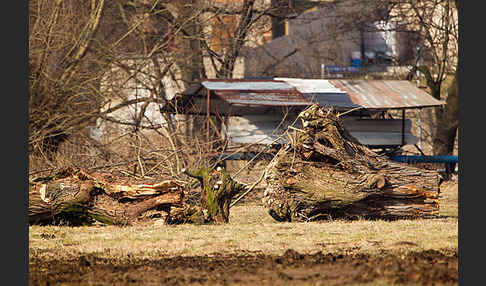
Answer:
29;180;458;286
29;248;457;286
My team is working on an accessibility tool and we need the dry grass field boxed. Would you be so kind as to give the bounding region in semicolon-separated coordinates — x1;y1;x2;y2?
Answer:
29;180;458;285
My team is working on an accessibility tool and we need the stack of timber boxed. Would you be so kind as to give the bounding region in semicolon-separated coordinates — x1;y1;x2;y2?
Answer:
262;104;440;222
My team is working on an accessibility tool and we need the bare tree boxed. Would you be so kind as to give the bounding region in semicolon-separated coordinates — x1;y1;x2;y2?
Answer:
29;0;106;153
392;0;458;156
28;0;294;177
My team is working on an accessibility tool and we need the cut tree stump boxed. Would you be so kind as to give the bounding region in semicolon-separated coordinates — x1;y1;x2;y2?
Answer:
29;167;184;225
262;105;440;222
166;167;246;224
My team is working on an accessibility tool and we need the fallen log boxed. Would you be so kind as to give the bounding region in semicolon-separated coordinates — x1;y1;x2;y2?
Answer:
29;167;184;225
262;105;440;222
29;166;247;225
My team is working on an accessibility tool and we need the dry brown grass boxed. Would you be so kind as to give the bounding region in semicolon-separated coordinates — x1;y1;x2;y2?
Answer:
29;181;458;261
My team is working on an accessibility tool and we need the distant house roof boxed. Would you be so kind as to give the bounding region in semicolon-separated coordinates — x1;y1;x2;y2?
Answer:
201;79;311;107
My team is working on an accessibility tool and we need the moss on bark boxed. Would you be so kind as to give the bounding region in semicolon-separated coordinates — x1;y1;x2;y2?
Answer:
183;167;246;223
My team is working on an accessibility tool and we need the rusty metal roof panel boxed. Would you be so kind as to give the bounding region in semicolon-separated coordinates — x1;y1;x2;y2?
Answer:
276;78;345;94
214;91;312;106
202;79;294;91
196;79;444;109
201;79;312;106
276;78;361;109
329;80;445;109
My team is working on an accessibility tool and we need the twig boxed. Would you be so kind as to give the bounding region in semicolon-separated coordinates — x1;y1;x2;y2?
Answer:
288;126;306;133
137;134;145;177
230;169;266;208
119;169;143;179
337;106;364;118
231;110;300;177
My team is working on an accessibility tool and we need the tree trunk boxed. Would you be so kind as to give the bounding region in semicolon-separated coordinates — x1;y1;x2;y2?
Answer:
416;65;458;158
262;105;441;222
433;72;458;157
29;167;184;225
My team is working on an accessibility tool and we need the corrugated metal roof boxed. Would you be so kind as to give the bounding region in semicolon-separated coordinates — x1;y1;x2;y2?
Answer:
201;79;312;106
329;80;445;109
276;78;345;94
202;80;293;91
195;78;444;110
276;78;361;109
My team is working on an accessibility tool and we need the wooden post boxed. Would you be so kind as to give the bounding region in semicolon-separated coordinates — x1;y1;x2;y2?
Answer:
401;109;406;146
207;89;210;140
417;108;422;150
214;110;225;141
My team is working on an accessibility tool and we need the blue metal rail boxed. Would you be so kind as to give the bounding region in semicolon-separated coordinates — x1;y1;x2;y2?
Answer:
390;155;458;164
212;152;260;161
217;153;459;165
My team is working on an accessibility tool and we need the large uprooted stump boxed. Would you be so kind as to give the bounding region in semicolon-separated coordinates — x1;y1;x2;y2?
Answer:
29;167;184;225
262;105;440;222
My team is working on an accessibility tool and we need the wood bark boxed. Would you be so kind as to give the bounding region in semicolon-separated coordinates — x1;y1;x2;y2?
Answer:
433;71;458;156
262;105;440;222
29;167;183;225
168;167;246;224
29;166;247;226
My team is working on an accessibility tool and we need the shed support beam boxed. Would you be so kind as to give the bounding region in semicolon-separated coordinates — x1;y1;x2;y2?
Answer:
207;89;210;140
401;109;406;146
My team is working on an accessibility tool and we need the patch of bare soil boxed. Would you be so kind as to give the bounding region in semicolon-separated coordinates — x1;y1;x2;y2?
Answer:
30;249;457;286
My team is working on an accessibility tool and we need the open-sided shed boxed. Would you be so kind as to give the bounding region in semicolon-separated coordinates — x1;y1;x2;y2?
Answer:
164;78;444;149
276;78;445;148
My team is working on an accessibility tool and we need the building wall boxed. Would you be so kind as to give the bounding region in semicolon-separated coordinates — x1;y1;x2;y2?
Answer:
202;0;273;79
242;4;363;79
95;57;188;134
388;1;458;70
240;1;448;78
